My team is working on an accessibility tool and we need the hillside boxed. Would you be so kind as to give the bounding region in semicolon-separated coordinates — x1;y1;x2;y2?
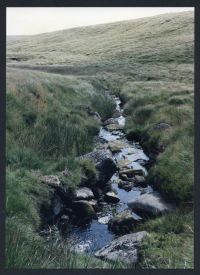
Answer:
6;11;194;269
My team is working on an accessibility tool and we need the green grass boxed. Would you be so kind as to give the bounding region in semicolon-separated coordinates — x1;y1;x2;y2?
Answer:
6;11;194;269
137;209;194;269
139;232;193;269
6;217;126;269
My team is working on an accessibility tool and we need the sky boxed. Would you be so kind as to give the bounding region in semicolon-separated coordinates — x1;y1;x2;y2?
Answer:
7;7;194;36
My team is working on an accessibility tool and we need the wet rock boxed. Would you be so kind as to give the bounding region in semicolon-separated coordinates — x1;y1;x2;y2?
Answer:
108;140;130;153
134;175;147;187
120;168;145;177
105;124;124;131
108;210;138;234
104;191;120;203
79;149;117;186
112;110;121;118
118;180;134;191
128;192;173;217
88;199;98;210
103;118;119;126
95;231;148;264
72;200;97;220
95;142;108;150
41;175;60;187
98;215;112;224
119;173;129;181
118;159;132;169
75;187;94;200
153;122;171;131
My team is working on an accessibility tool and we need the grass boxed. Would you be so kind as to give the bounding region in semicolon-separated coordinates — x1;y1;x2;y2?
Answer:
122;81;194;203
136;208;194;269
6;217;126;269
6;11;194;269
139;232;193;269
5;68;116;268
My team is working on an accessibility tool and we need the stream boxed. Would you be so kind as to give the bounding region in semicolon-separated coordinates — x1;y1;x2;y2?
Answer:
65;95;153;254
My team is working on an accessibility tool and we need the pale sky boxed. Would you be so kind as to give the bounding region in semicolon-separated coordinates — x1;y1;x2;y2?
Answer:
7;7;194;36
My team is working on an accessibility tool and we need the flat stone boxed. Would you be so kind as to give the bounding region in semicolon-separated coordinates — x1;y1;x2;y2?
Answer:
105;124;124;131
120;168;145;177
118;159;132;169
41;175;60;187
108;140;130;153
103;118;119;126
75;187;94;200
95;231;148;264
128;192;174;217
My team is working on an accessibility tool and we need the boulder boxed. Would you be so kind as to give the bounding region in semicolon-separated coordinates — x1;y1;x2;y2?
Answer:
104;191;120;203
72;200;97;220
128;192;173;217
118;180;134;191
117;159;132;169
108;140;130;153
79;149;117;186
103;118;119;126
108;210;138;234
75;187;94;200
88;199;98;209
95;231;148;265
120;168;145;177
134;175;147;187
41;175;60;187
105;124;124;131
119;173;129;181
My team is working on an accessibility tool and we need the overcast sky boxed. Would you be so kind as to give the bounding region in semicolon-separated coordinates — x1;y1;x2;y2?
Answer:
7;7;194;35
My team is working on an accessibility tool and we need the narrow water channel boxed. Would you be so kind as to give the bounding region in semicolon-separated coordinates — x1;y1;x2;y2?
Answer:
66;95;153;253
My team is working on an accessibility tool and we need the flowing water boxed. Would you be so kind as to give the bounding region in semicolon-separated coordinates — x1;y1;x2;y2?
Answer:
66;95;152;253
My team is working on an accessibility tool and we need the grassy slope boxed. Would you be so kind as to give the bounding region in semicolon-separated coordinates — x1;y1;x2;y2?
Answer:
6;11;194;268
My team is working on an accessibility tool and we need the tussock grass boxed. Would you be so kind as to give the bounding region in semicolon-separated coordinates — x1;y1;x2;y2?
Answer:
6;217;125;269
